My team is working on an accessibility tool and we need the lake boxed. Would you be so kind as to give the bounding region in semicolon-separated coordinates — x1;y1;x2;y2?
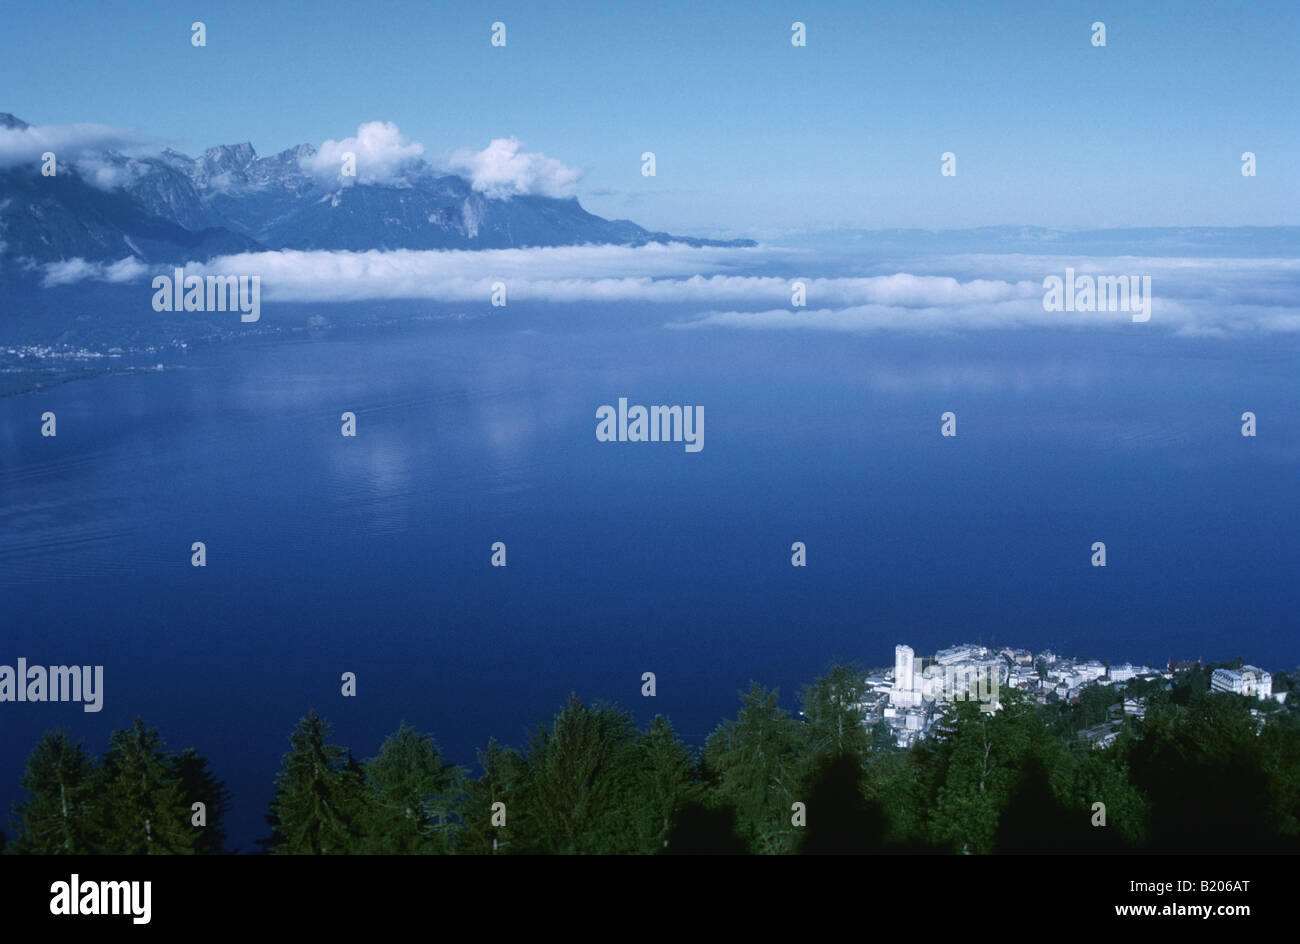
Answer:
2;303;1297;849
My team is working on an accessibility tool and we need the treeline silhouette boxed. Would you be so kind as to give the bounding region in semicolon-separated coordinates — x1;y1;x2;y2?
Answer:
6;663;1299;854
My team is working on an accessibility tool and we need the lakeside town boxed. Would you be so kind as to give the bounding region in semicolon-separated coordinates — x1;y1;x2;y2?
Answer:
865;643;1287;749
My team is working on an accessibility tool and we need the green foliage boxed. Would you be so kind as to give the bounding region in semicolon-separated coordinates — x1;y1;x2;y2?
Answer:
8;729;98;854
267;711;369;854
1125;690;1297;851
457;737;524;854
1068;728;1149;848
172;747;232;854
869;719;897;752
517;694;643;854
1122;675;1169;700
862;748;927;847
702;682;804;854
632;715;699;852
798;660;872;763
94;718;202;854
8;667;1300;855
1169;665;1211;704
924;689;1067;853
9;722;226;855
360;723;461;853
1044;683;1116;737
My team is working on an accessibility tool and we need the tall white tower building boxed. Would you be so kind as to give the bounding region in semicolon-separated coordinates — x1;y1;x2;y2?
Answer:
892;644;922;708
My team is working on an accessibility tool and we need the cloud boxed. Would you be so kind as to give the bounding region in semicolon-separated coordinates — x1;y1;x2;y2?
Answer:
0;122;142;170
36;245;1300;336
441;138;581;198
299;121;425;186
73;156;133;189
40;256;149;286
0;121;154;190
672;255;1300;337
176;243;774;302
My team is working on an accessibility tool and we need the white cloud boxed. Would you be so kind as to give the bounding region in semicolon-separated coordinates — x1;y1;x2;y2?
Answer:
74;156;134;190
35;245;1300;336
441;138;581;198
299;121;425;187
40;256;148;286
182;243;773;301
0;122;141;170
671;254;1300;337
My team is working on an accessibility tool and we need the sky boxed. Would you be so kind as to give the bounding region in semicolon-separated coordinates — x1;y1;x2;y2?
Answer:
2;0;1298;235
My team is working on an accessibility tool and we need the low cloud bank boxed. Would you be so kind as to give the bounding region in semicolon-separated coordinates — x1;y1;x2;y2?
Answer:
37;244;1300;336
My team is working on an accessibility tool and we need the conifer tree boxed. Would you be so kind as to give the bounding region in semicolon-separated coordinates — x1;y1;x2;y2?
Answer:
632;714;699;853
458;737;525;854
361;723;461;853
521;694;642;854
701;682;803;854
799;660;872;763
8;729;99;854
172;747;233;854
926;688;1049;853
95;718;198;854
266;711;367;854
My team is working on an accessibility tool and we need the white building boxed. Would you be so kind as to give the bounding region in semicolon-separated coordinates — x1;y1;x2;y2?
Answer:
935;645;979;665
1109;664;1137;683
1210;666;1273;700
1078;661;1107;683
891;644;923;708
1122;698;1146;719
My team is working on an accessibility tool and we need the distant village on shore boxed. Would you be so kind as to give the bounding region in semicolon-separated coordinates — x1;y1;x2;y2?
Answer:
864;644;1287;749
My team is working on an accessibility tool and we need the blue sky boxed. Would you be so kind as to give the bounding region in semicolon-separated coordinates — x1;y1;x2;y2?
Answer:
3;0;1297;235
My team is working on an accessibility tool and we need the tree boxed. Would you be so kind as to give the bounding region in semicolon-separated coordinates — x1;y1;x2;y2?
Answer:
797;752;888;853
798;660;872;763
458;738;525;854
95;718;198;854
701;682;804;854
520;694;642;853
926;689;1054;853
1126;691;1291;851
266;711;368;854
8;729;98;854
861;746;943;851
172;748;232;854
869;719;896;753
632;715;699;852
361;723;461;853
1258;719;1300;844
1064;729;1148;849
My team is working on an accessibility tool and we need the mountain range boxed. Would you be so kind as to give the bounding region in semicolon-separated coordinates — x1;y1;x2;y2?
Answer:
0;113;754;267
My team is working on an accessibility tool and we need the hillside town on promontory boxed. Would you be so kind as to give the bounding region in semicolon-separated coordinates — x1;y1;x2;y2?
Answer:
864;644;1287;749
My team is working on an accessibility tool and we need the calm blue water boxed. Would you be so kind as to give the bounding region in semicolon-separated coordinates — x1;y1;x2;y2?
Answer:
2;309;1298;850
